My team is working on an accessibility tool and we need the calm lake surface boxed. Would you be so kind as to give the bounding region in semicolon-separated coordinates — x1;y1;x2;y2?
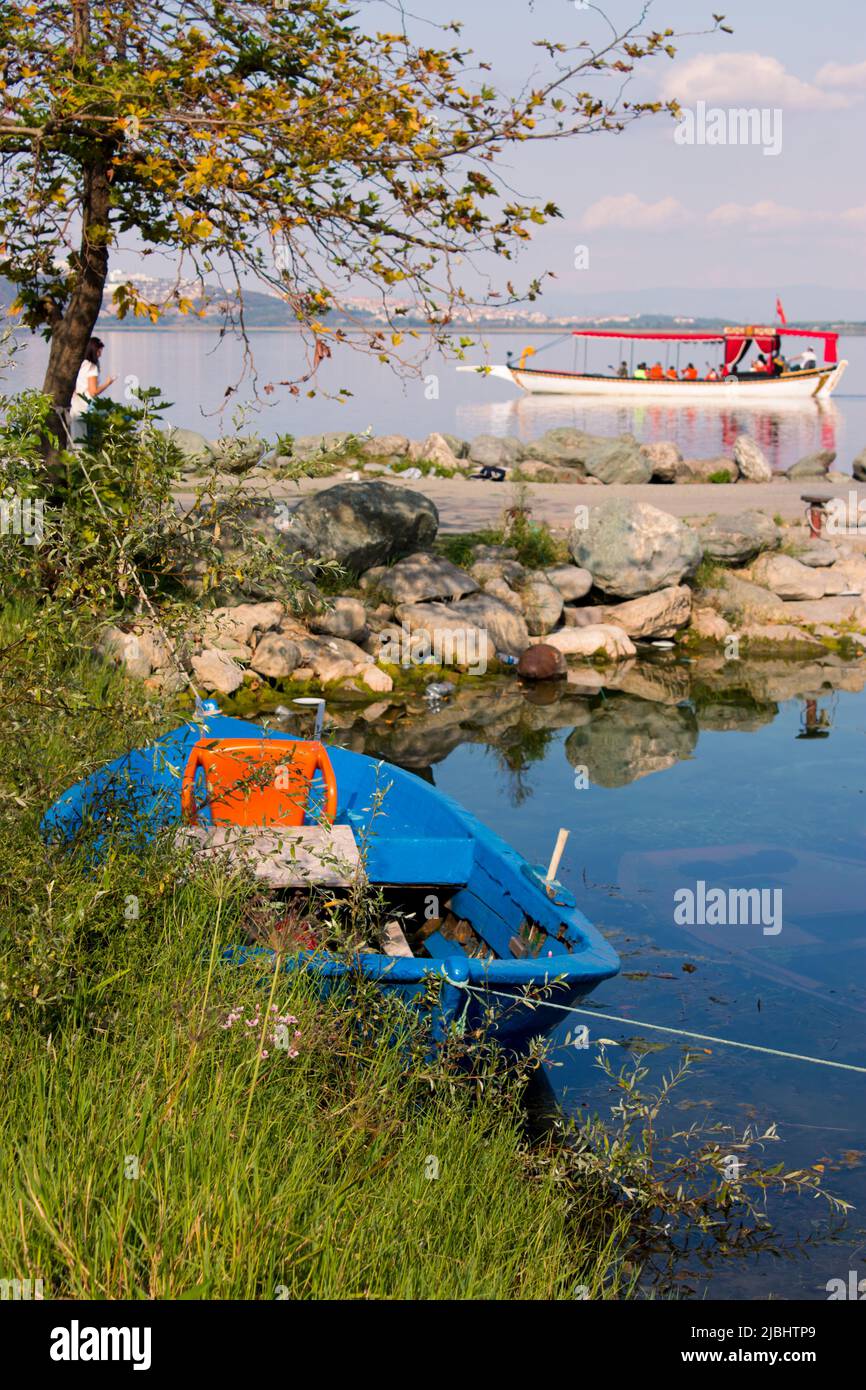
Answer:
295;659;866;1300
8;328;866;473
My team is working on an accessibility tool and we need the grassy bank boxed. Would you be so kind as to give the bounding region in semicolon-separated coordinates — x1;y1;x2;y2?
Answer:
0;603;633;1299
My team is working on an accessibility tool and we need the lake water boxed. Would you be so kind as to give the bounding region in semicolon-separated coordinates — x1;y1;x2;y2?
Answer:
7;328;866;474
284;656;866;1300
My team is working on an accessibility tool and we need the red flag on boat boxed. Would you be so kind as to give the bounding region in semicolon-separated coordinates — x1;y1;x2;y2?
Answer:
776;297;787;324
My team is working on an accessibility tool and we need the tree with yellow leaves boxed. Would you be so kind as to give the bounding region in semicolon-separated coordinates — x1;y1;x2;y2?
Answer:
0;1;725;439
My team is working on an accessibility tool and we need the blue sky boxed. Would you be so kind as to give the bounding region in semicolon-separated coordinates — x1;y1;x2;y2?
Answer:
355;0;866;309
111;1;865;317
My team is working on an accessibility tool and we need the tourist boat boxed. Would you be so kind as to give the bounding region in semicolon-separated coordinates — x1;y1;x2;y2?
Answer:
42;713;619;1047
459;326;848;400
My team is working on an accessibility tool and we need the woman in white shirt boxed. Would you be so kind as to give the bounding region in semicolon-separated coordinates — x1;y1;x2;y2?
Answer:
69;337;116;442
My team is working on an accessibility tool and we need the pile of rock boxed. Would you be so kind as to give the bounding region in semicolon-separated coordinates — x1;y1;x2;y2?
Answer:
168;422;861;489
97;480;866;699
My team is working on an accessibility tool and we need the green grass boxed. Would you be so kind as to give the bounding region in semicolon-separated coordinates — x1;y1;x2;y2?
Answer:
0;602;630;1299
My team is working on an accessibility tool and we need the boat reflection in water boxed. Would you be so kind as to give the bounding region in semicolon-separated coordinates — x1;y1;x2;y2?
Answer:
456;394;841;477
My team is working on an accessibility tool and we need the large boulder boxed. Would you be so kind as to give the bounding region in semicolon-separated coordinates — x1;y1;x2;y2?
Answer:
733;435;772;482
545;624;636;661
359;434;410;459
600;585;692;639
852;448;866;482
417;433;461;470
249;633;300;679
389;603;492;669
751;553;827;601
786;449;835;480
167;427;214;465
519;573;564;635
448;592;531;656
570;499;702;598
698;512;780;565
288;481;438;573
642;440;682;483
467;434;524;468
582;434;653;485
674;456;736;483
545;564;593;602
531;427;591;470
203;601;284;652
374;552;477;605
191;648;246;695
309;596;368;643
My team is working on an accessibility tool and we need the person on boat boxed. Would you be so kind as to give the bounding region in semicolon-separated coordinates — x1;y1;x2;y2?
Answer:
648;361;664;380
683;363;698;380
69;337;116;443
634;362;647;379
617;360;629;378
665;365;679;380
793;346;817;371
772;350;788;375
705;366;719;381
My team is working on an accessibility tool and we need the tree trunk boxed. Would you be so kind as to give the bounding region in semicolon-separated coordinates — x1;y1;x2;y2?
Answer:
42;151;112;435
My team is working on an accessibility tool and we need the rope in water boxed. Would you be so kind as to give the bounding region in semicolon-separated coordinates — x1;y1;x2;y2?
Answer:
462;983;866;1075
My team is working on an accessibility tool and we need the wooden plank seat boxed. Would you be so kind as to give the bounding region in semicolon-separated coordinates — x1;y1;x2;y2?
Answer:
175;823;362;888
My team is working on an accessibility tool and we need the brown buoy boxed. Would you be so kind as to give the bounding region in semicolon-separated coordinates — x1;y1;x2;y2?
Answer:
517;643;566;680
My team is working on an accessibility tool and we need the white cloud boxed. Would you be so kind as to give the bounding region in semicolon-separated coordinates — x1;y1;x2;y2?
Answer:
707;200;810;229
661;52;853;110
815;59;866;88
581;194;689;231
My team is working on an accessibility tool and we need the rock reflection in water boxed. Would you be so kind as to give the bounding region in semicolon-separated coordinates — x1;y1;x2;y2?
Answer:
259;651;866;802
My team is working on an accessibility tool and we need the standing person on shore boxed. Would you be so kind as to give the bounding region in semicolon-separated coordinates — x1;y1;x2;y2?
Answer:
69;338;116;444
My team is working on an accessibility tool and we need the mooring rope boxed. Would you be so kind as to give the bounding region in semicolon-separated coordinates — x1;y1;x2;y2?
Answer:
462;983;866;1075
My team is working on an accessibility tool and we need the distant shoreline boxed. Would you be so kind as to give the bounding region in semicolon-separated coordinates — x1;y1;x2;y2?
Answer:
87;322;866;337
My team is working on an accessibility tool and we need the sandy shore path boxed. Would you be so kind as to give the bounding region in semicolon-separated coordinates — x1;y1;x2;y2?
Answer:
176;474;866;534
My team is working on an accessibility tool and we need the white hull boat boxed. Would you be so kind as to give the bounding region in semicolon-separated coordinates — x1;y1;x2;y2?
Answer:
460;361;847;400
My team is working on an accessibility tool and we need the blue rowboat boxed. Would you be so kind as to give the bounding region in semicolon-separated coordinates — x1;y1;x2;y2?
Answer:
42;714;619;1046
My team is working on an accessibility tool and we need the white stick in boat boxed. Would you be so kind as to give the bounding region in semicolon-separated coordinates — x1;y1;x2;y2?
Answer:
545;828;570;892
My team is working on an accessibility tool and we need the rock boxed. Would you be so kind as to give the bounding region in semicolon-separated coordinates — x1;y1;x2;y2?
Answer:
751;553;827;601
309;596;368;642
674;456;736;483
733;435;772;482
707;573;789;621
167;427;214;463
519;574;564;635
289;481;438;573
203;601;284;651
517;643;566;680
570;498;702;598
531;427;590;471
467;434;524;468
389;603;491;669
480;576;523;612
375;552;477;605
698;512;780;565
545;624;637;661
545;564;593;602
582;434;653;485
690;607;732;641
516;459;570;483
295;635;371;683
97;626;153;680
191;648;246;695
601;585;692;639
417;433;460;470
741;623;825;650
471;543;518;564
359;434;410;459
448;591;531;656
853;449;866;482
642;440;683;483
360;665;394;693
249;634;300;679
209;436;266;474
560;605;609;628
290;432;354;459
790;539;837;568
786;449;836;479
471;558;527;589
